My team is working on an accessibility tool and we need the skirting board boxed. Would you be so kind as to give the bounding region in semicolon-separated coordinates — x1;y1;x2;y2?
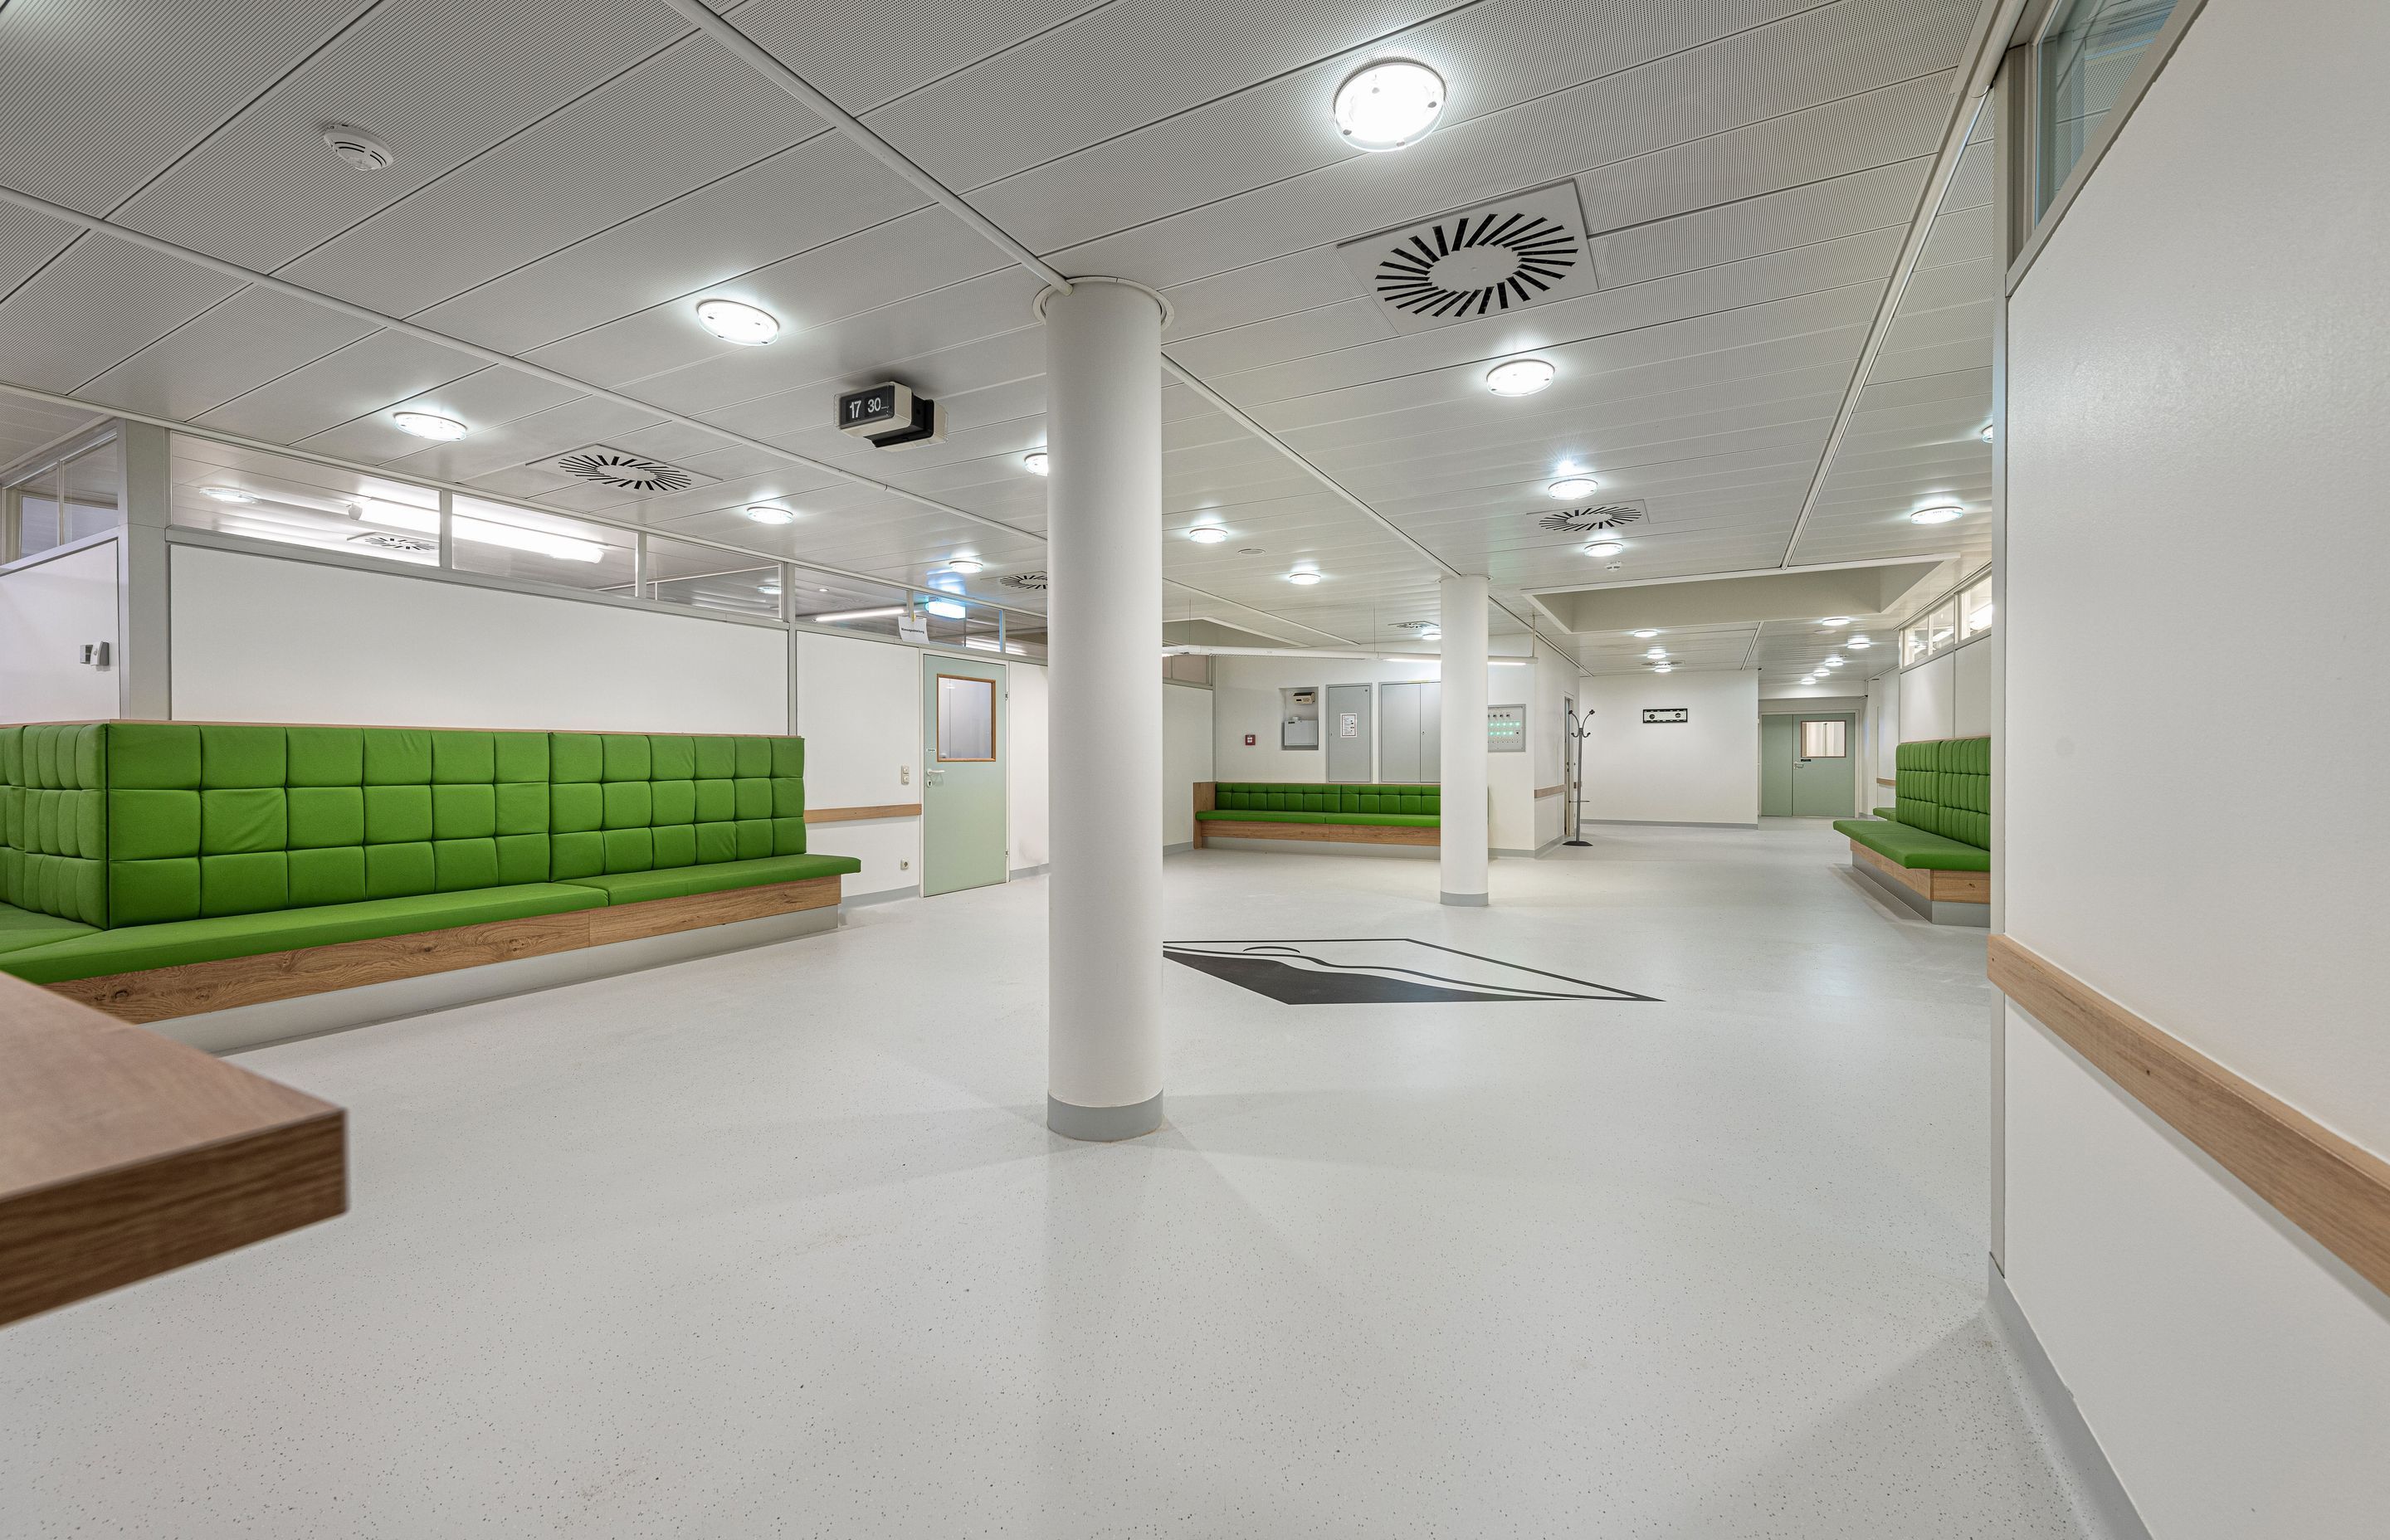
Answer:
156;907;840;1055
1850;853;1990;927
1582;819;1760;830
843;884;919;908
1009;863;1050;879
1199;836;1435;860
1492;836;1564;859
1162;842;1194;856
1985;1260;2154;1540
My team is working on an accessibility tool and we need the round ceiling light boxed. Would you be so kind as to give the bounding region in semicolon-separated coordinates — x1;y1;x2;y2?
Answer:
1630;629;1659;639
1848;636;1872;650
1548;475;1600;499
944;557;983;574
1644;647;1666;660
743;504;795;524
694;298;778;345
1653;664;1673;673
1823;655;1845;667
924;598;966;620
1420;626;1442;640
1022;451;1050;475
1286;569;1323;586
1980;424;1996;443
1186;524;1227;543
1820;616;1851;627
1910;503;1964;525
390;411;466;441
199;485;255;504
1331;60;1445;152
1486;358;1555;396
1584;539;1624;558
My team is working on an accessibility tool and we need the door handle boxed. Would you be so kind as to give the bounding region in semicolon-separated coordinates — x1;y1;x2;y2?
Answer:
926;769;944;785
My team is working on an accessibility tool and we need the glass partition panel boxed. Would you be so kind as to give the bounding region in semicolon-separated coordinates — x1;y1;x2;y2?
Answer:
61;442;122;542
1927;600;1958;654
1962;578;1995;639
642;533;780;616
8;465;61;558
1903;616;1932;665
448;495;635;589
170;435;439;565
2038;0;2178;215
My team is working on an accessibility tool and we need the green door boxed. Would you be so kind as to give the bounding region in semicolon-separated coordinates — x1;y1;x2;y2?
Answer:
1760;714;1796;816
921;655;1007;895
1790;714;1855;818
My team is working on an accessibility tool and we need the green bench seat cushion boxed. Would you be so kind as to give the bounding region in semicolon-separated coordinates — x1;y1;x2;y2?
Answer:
0;883;607;984
1872;807;1897;820
1195;810;1440;828
555;852;861;904
1832;817;1991;872
0;900;96;955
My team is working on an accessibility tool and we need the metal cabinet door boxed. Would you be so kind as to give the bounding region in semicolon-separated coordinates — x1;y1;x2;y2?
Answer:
1326;684;1373;782
1378;682;1419;782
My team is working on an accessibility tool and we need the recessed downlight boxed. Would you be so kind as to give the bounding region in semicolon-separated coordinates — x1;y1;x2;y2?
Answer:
390;411;466;441
1331;59;1445;152
1583;539;1624;558
199;485;255;504
1910;503;1964;525
924;598;967;620
1022;450;1050;475
1630;629;1659;639
1286;569;1323;586
743;504;795;524
1186;524;1227;543
694;298;778;345
943;557;983;574
1548;475;1599;499
1485;358;1554;396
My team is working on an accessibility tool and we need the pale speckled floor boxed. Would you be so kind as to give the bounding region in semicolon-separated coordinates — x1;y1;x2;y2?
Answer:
2;821;2101;1538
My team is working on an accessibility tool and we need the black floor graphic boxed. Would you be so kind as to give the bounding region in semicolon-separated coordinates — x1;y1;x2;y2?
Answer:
1163;938;1656;1006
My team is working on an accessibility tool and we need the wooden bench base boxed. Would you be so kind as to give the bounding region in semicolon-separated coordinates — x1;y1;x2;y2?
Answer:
1194;820;1439;849
44;877;843;1026
1847;840;1988;925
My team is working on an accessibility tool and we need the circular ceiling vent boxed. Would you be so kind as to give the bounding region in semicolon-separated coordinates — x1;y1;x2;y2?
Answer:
1000;572;1048;592
350;531;436;553
553;451;693;493
1539;503;1646;534
1373;211;1580;321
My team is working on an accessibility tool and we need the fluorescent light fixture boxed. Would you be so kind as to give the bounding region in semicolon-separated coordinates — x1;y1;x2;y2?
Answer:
1286;569;1323;585
390;411;466;441
812;607;904;624
1820;616;1851;626
943;557;983;574
695;298;778;345
1492;658;1531;667
1022;450;1049;475
1583;539;1624;558
199;486;255;504
1485;358;1554;396
1331;59;1445;151
1186;524;1227;543
1548;475;1599;499
966;638;1027;655
924;598;967;620
1630;629;1659;639
357;501;603;563
743;504;795;524
1910;503;1964;524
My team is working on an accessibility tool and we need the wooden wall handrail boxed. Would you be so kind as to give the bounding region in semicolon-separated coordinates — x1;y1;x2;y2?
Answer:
1534;784;1566;799
0;975;346;1326
1989;934;2390;1296
803;803;920;823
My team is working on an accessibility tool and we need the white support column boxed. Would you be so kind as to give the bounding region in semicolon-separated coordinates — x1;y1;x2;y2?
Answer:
116;422;172;720
1042;279;1166;1142
1438;574;1490;906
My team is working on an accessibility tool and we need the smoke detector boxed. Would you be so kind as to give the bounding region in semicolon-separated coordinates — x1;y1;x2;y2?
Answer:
322;124;393;172
1001;572;1048;592
1339;182;1597;334
1538;501;1648;534
525;446;718;495
349;531;434;553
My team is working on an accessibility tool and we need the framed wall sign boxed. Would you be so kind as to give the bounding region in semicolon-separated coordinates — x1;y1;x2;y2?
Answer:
1642;708;1690;724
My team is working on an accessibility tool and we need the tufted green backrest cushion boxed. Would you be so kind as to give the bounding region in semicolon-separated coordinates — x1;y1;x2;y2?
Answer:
1212;782;1441;816
0;724;110;925
1890;737;1990;851
546;733;803;880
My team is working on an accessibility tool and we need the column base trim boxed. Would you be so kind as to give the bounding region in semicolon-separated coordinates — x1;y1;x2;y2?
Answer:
1985;1259;2153;1540
1439;890;1490;907
1047;1091;1163;1143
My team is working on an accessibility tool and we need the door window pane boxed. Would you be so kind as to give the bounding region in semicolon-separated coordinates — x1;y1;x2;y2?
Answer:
1800;719;1847;758
937;675;996;762
2038;0;2178;215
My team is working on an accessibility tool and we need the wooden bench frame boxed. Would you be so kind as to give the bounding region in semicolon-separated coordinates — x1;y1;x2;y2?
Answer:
1847;839;1988;924
1190;783;1439;850
43;875;843;1025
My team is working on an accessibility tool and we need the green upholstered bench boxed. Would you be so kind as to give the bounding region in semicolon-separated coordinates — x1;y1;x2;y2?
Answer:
1832;737;1989;925
1193;782;1440;850
0;723;861;1023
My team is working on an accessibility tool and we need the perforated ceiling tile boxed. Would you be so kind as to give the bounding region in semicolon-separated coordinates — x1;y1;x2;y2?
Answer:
0;239;241;395
0;397;105;470
75;288;378;422
188;330;482;445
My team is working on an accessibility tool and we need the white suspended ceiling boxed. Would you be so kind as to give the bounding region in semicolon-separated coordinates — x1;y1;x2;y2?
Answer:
0;0;1999;670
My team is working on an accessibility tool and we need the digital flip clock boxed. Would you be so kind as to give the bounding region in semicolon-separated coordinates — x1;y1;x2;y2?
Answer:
836;382;946;449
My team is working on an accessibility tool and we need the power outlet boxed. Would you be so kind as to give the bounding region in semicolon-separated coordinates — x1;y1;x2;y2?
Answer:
900;765;910;786
900;859;910;871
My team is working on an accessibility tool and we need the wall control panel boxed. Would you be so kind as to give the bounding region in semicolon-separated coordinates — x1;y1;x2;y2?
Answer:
1486;704;1525;752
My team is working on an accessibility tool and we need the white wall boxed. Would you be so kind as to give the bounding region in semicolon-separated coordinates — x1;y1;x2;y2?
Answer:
1579;670;1758;826
1161;681;1212;850
1008;661;1049;872
1212;655;1441;782
794;631;921;899
1867;670;1899;788
0;540;120;722
2003;1;2390;1532
171;545;788;733
1951;636;1992;737
1898;649;1955;741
